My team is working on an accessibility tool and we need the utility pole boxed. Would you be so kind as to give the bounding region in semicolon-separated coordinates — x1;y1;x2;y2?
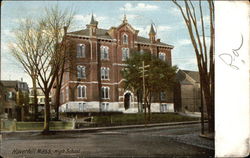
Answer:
139;61;150;126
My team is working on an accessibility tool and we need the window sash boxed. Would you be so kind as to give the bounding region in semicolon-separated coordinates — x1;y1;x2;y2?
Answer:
101;68;109;80
122;48;129;60
159;53;166;61
101;46;109;59
123;34;128;44
77;44;85;58
77;66;86;79
101;87;109;99
77;86;86;98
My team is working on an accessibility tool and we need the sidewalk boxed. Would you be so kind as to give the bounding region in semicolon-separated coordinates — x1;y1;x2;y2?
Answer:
0;121;203;136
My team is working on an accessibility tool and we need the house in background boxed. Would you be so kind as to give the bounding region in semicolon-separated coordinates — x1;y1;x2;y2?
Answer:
1;80;29;120
174;69;203;113
29;87;52;114
57;14;175;113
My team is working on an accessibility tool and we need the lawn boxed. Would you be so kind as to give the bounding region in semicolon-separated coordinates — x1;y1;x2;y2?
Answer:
92;113;199;126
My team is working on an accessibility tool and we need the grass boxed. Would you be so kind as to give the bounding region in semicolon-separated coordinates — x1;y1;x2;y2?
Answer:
92;113;199;126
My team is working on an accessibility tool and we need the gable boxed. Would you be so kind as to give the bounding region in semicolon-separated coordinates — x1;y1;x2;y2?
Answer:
116;23;138;35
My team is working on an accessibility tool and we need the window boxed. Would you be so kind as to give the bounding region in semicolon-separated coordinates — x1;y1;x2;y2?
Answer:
100;46;109;60
66;87;69;101
160;104;168;112
159;52;166;61
101;102;109;111
160;92;166;101
77;44;85;58
123;34;128;44
140;49;144;54
79;103;86;112
77;85;86;98
122;48;129;61
101;67;109;80
8;92;13;99
66;104;68;112
101;87;109;99
77;65;86;79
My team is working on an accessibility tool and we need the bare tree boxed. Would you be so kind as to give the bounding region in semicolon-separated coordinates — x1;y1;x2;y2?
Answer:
10;5;74;134
172;0;214;133
10;19;39;121
35;5;74;133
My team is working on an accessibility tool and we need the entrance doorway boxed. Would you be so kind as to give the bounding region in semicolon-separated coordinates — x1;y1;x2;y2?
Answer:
124;93;131;110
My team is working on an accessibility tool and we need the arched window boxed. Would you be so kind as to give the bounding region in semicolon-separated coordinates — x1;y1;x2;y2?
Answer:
159;52;166;61
123;34;128;44
101;67;110;80
100;46;109;60
77;44;85;58
77;65;86;79
77;85;86;98
122;48;129;61
101;87;109;99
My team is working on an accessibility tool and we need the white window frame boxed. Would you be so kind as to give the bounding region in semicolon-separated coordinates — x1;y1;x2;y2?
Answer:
123;33;128;44
122;48;129;61
77;44;85;58
77;85;87;98
100;46;109;60
159;52;166;61
101;67;110;80
101;102;109;111
77;65;86;79
101;87;110;99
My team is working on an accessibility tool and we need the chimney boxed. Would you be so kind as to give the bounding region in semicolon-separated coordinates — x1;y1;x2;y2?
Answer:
157;39;161;42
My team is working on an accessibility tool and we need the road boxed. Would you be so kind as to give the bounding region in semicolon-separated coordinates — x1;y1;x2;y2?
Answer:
0;124;214;158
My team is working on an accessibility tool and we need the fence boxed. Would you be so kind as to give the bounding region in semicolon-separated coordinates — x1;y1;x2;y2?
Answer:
0;119;75;132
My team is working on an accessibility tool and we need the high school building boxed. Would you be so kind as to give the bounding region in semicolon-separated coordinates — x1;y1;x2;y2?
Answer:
59;14;174;113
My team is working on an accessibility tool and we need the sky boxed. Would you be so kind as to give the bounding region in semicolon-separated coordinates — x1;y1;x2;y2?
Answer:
1;1;210;87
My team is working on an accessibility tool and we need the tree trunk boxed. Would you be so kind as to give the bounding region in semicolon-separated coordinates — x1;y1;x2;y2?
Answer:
55;84;60;121
42;90;50;134
32;77;38;121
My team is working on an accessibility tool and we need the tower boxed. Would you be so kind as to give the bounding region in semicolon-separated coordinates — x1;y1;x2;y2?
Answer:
86;14;98;36
149;24;156;43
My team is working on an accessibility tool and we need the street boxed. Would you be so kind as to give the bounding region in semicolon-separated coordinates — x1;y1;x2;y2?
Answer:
0;124;214;158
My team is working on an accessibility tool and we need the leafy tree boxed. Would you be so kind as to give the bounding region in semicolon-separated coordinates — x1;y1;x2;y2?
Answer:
121;51;177;122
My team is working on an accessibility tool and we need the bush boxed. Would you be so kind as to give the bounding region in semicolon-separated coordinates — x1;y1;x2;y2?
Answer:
92;113;199;126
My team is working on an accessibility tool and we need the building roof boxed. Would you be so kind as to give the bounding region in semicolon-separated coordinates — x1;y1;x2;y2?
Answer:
176;69;200;85
183;70;200;82
68;28;173;47
0;80;29;91
1;80;18;88
69;28;113;40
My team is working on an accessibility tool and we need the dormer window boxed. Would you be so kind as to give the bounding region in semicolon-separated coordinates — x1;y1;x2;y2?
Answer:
123;34;128;44
77;44;85;58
